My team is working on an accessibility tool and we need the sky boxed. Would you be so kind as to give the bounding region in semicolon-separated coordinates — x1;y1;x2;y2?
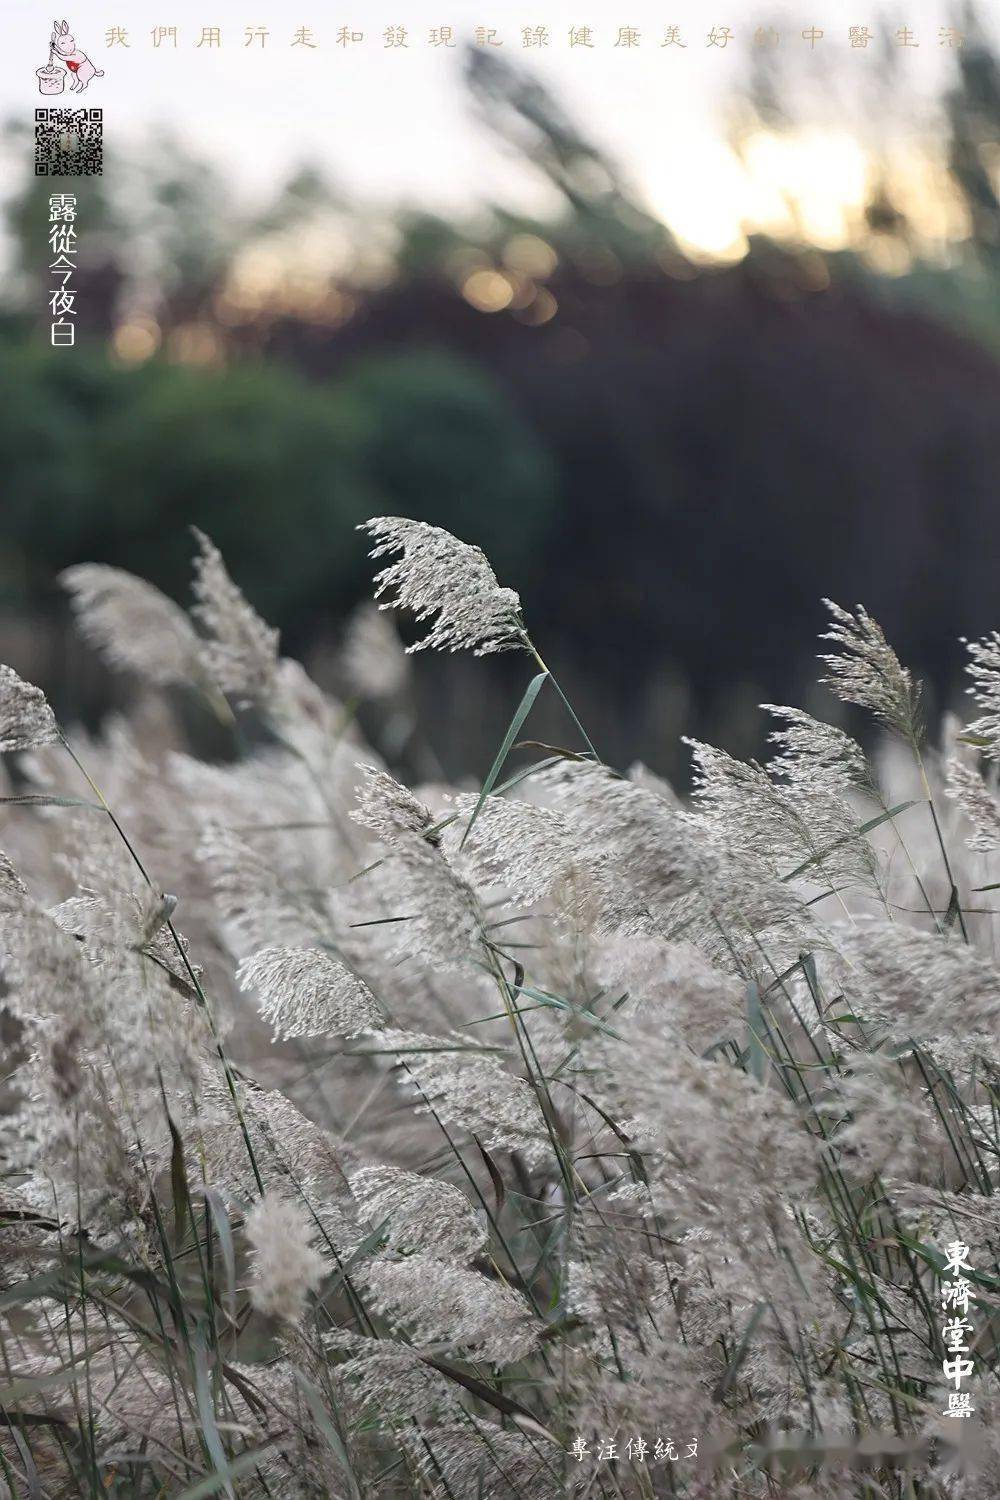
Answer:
0;0;992;259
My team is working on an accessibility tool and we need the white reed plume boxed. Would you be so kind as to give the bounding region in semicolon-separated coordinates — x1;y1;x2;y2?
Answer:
945;754;1000;852
380;832;484;969
360;516;527;655
376;1028;547;1158
245;1192;326;1323
819;599;921;738
963;629;1000;759
237;944;383;1040
0;665;59;752
349;1162;486;1261
443;791;592;906
362;1254;536;1363
60;564;203;687
351;763;437;846
191;527;280;702
341;600;410;699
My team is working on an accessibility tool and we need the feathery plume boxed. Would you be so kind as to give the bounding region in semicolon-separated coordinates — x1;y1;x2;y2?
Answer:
963;630;1000;759
822;1053;947;1181
0;666;58;752
244;1193;326;1323
171;742;342;891
594;935;743;1052
443;791;590;906
567;1248;673;1356
360;516;526;656
686;735;881;894
351;763;437;846
545;758;812;967
945;754;1000;852
376;1028;547;1158
380;833;484;969
0;849;30;906
349;1163;486;1260
839;919;1000;1061
585;1027;818;1234
48;885;185;973
764;704;873;793
819;599;921;738
191;1068;355;1232
237;945;383;1040
404;1422;559;1500
362;1254;536;1363
539;760;702;934
198;822;325;955
708;844;817;947
331;1335;461;1428
0;903;153;1228
60;564;202;687
0;896;96;1027
341;600;410;699
264;656;361;782
626;759;683;806
190;528;280;703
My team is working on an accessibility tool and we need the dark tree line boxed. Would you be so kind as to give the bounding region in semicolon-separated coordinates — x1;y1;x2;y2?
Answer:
3;27;1000;772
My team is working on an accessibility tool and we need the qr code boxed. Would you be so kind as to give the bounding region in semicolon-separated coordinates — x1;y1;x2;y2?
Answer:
35;108;102;176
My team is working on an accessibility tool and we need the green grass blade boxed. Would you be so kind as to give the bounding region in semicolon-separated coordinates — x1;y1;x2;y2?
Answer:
460;671;548;849
172;1442;283;1499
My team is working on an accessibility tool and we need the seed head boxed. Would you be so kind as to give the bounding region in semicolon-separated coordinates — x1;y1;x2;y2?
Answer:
349;1163;486;1260
191;528;280;703
245;1193;326;1323
363;1255;536;1363
378;1028;546;1158
819;599;921;738
380;833;484;970
341;600;410;699
0;666;59;752
360;516;526;656
963;630;1000;759
60;564;202;687
945;754;1000;853
351;764;437;847
237;944;383;1041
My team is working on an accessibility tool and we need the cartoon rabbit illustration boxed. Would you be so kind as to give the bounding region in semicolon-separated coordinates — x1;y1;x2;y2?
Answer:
50;20;104;93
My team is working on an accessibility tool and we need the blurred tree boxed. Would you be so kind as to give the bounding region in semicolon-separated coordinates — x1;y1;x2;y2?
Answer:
0;337;555;643
0;342;113;600
5;38;1000;776
248;163;344;238
133;132;238;328
464;45;680;270
946;6;1000;264
336;350;556;586
392;213;467;279
88;358;373;627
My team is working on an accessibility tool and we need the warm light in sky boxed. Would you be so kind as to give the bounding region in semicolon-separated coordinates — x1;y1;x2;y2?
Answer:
602;126;955;264
645;139;755;261
0;0;993;272
741;129;869;248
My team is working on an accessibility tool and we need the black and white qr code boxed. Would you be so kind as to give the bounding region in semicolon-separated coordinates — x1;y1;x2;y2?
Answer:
35;108;103;176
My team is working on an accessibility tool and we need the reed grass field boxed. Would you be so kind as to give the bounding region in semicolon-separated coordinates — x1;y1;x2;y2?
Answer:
1;517;999;1498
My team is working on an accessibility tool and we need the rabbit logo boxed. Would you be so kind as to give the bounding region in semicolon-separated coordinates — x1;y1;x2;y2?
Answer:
37;20;105;95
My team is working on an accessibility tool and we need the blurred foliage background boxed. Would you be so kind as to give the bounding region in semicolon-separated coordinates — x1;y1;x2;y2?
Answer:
4;29;1000;778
